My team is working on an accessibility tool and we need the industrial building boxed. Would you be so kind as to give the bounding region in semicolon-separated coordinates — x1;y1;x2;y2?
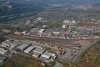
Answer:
2;41;12;47
63;20;70;24
21;31;27;35
32;53;41;58
21;30;30;35
28;28;40;35
48;53;56;59
72;44;81;50
37;17;43;21
63;20;76;24
0;48;8;55
38;29;45;33
53;32;60;36
41;52;51;60
33;48;45;54
18;43;32;51
10;43;20;49
14;31;21;35
41;52;57;61
2;29;11;34
62;25;67;28
48;53;56;57
42;25;47;28
63;20;76;26
24;46;35;53
34;45;43;49
0;56;8;63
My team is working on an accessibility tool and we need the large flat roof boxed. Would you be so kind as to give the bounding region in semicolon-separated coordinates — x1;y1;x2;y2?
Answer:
11;43;19;48
38;29;45;33
41;52;51;59
0;48;8;54
24;46;34;53
33;48;45;54
2;41;12;45
18;43;31;50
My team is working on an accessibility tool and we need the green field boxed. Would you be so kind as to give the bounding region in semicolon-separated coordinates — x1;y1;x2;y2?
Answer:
0;54;44;67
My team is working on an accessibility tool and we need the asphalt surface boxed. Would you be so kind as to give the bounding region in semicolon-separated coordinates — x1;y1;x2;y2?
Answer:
53;62;63;67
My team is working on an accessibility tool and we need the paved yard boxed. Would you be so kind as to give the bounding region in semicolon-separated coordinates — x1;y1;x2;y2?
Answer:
53;62;63;67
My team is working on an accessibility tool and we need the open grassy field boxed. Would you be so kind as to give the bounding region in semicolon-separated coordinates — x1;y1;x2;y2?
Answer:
0;54;44;67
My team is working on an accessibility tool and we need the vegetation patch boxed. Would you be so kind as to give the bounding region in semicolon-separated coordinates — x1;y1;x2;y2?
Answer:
1;54;44;67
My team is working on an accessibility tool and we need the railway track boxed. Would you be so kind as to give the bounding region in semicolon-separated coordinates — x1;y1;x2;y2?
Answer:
6;34;98;46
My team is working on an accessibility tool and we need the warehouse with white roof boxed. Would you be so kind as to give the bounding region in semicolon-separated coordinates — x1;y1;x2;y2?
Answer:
0;48;8;55
38;29;45;33
32;53;41;58
10;43;20;48
24;46;35;53
33;48;45;54
18;43;32;51
2;41;12;47
41;52;51;59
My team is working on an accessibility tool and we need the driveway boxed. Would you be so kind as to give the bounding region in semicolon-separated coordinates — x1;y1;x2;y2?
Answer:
53;62;63;67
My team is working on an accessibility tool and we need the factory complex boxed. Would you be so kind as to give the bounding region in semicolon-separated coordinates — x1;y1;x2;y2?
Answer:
0;36;94;65
14;19;100;40
0;18;99;66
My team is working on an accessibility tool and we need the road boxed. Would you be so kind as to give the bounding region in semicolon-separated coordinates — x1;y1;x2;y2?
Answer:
53;62;63;67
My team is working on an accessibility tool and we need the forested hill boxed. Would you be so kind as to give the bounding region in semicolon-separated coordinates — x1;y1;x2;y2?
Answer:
0;2;45;16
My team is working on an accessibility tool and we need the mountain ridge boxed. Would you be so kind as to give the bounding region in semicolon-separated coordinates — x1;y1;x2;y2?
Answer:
0;1;45;16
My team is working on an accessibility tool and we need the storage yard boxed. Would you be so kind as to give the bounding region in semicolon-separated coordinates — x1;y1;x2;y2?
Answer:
17;20;100;40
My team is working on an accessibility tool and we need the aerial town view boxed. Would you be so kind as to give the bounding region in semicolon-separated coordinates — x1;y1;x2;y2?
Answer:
0;0;100;67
